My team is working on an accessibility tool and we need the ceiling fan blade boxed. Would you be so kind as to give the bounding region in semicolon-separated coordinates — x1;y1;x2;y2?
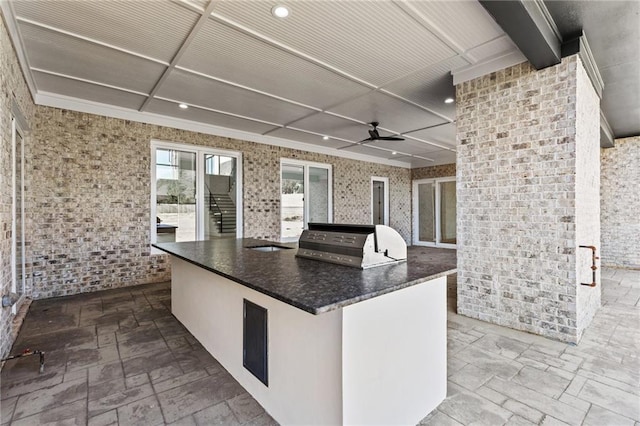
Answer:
359;137;375;143
378;136;405;141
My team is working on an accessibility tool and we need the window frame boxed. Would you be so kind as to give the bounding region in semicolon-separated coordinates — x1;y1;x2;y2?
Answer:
150;140;243;246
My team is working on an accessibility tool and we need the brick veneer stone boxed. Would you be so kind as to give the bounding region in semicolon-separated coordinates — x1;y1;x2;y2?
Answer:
601;136;640;269
411;163;456;180
29;107;411;299
1;15;37;359
456;56;601;343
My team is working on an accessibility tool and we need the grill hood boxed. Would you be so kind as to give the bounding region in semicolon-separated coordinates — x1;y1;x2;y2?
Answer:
296;223;407;269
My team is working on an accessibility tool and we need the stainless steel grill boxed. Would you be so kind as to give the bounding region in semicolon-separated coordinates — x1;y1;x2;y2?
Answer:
296;223;407;269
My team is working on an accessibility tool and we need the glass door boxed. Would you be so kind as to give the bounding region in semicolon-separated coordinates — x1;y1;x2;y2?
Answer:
280;160;332;241
281;164;305;240
152;141;243;244
413;178;456;248
371;177;389;226
204;154;237;239
155;148;197;242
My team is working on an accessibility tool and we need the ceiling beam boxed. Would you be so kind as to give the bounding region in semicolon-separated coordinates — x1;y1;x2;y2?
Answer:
139;0;217;111
479;0;562;69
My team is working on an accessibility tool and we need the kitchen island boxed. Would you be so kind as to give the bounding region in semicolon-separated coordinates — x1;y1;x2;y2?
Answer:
154;238;455;425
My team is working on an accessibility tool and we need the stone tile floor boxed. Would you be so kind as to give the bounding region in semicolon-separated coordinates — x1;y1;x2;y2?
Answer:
0;268;638;425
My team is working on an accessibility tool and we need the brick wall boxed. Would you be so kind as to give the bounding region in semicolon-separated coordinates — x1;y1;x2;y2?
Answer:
411;163;455;180
574;60;601;336
1;15;37;359
601;136;640;269
456;56;600;343
29;107;411;299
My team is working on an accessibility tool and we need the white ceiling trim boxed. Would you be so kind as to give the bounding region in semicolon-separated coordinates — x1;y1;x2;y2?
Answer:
153;95;283;127
271;125;354;146
452;50;528;85
35;91;413;169
0;1;37;97
139;1;217;111
403;134;456;152
32;68;150;97
391;1;474;65
175;66;322;112
16;17;170;67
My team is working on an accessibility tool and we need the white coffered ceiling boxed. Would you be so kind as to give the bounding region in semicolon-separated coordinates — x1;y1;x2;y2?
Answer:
3;0;527;168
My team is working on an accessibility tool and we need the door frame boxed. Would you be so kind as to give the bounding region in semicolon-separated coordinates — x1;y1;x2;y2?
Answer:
280;158;333;242
370;176;389;226
150;140;243;244
412;177;457;249
11;115;27;314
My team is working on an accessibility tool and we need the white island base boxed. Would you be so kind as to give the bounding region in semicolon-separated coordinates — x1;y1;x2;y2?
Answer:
171;257;447;425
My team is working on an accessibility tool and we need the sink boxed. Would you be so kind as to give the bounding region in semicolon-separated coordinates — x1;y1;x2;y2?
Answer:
247;245;292;252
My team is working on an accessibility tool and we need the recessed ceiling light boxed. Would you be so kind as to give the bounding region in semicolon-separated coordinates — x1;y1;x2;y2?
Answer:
322;136;330;141
392;151;397;155
271;5;289;18
178;103;188;109
444;97;454;104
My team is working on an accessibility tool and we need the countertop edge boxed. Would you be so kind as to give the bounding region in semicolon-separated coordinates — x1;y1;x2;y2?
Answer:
153;243;456;315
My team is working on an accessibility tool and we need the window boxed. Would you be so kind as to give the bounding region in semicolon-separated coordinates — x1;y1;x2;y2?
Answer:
412;177;456;248
280;160;332;241
151;141;242;244
371;177;389;226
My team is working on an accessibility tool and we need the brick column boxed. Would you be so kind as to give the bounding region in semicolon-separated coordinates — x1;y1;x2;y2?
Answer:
456;56;601;343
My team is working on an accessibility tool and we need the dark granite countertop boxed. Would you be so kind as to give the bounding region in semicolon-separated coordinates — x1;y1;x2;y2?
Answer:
153;238;456;315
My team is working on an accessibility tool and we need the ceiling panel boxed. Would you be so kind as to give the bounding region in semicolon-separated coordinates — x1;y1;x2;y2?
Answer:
211;0;456;86
337;144;402;160
465;36;519;63
381;55;468;119
19;22;166;94
287;113;371;142
267;128;348;150
13;0;198;62
155;69;316;125
365;139;444;155
146;98;278;134
178;20;371;109
406;0;504;52
405;122;457;148
328;92;448;134
33;71;147;110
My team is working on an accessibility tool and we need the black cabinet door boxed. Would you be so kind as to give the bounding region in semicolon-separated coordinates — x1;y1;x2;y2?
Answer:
243;299;268;386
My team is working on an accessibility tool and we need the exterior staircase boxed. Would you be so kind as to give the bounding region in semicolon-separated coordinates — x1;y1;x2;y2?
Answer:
209;193;236;234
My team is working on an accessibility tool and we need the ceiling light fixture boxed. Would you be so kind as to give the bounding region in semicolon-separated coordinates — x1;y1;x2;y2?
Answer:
178;103;188;109
322;136;329;141
392;151;397;155
444;98;454;104
271;5;289;18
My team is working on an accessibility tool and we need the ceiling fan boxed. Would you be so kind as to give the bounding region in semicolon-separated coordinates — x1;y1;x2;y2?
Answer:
359;122;405;143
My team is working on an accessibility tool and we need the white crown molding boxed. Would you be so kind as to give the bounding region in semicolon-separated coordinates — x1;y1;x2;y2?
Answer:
35;91;413;168
452;50;527;85
0;1;38;99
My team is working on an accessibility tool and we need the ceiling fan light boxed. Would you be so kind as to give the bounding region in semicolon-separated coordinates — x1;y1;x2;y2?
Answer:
271;5;289;18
